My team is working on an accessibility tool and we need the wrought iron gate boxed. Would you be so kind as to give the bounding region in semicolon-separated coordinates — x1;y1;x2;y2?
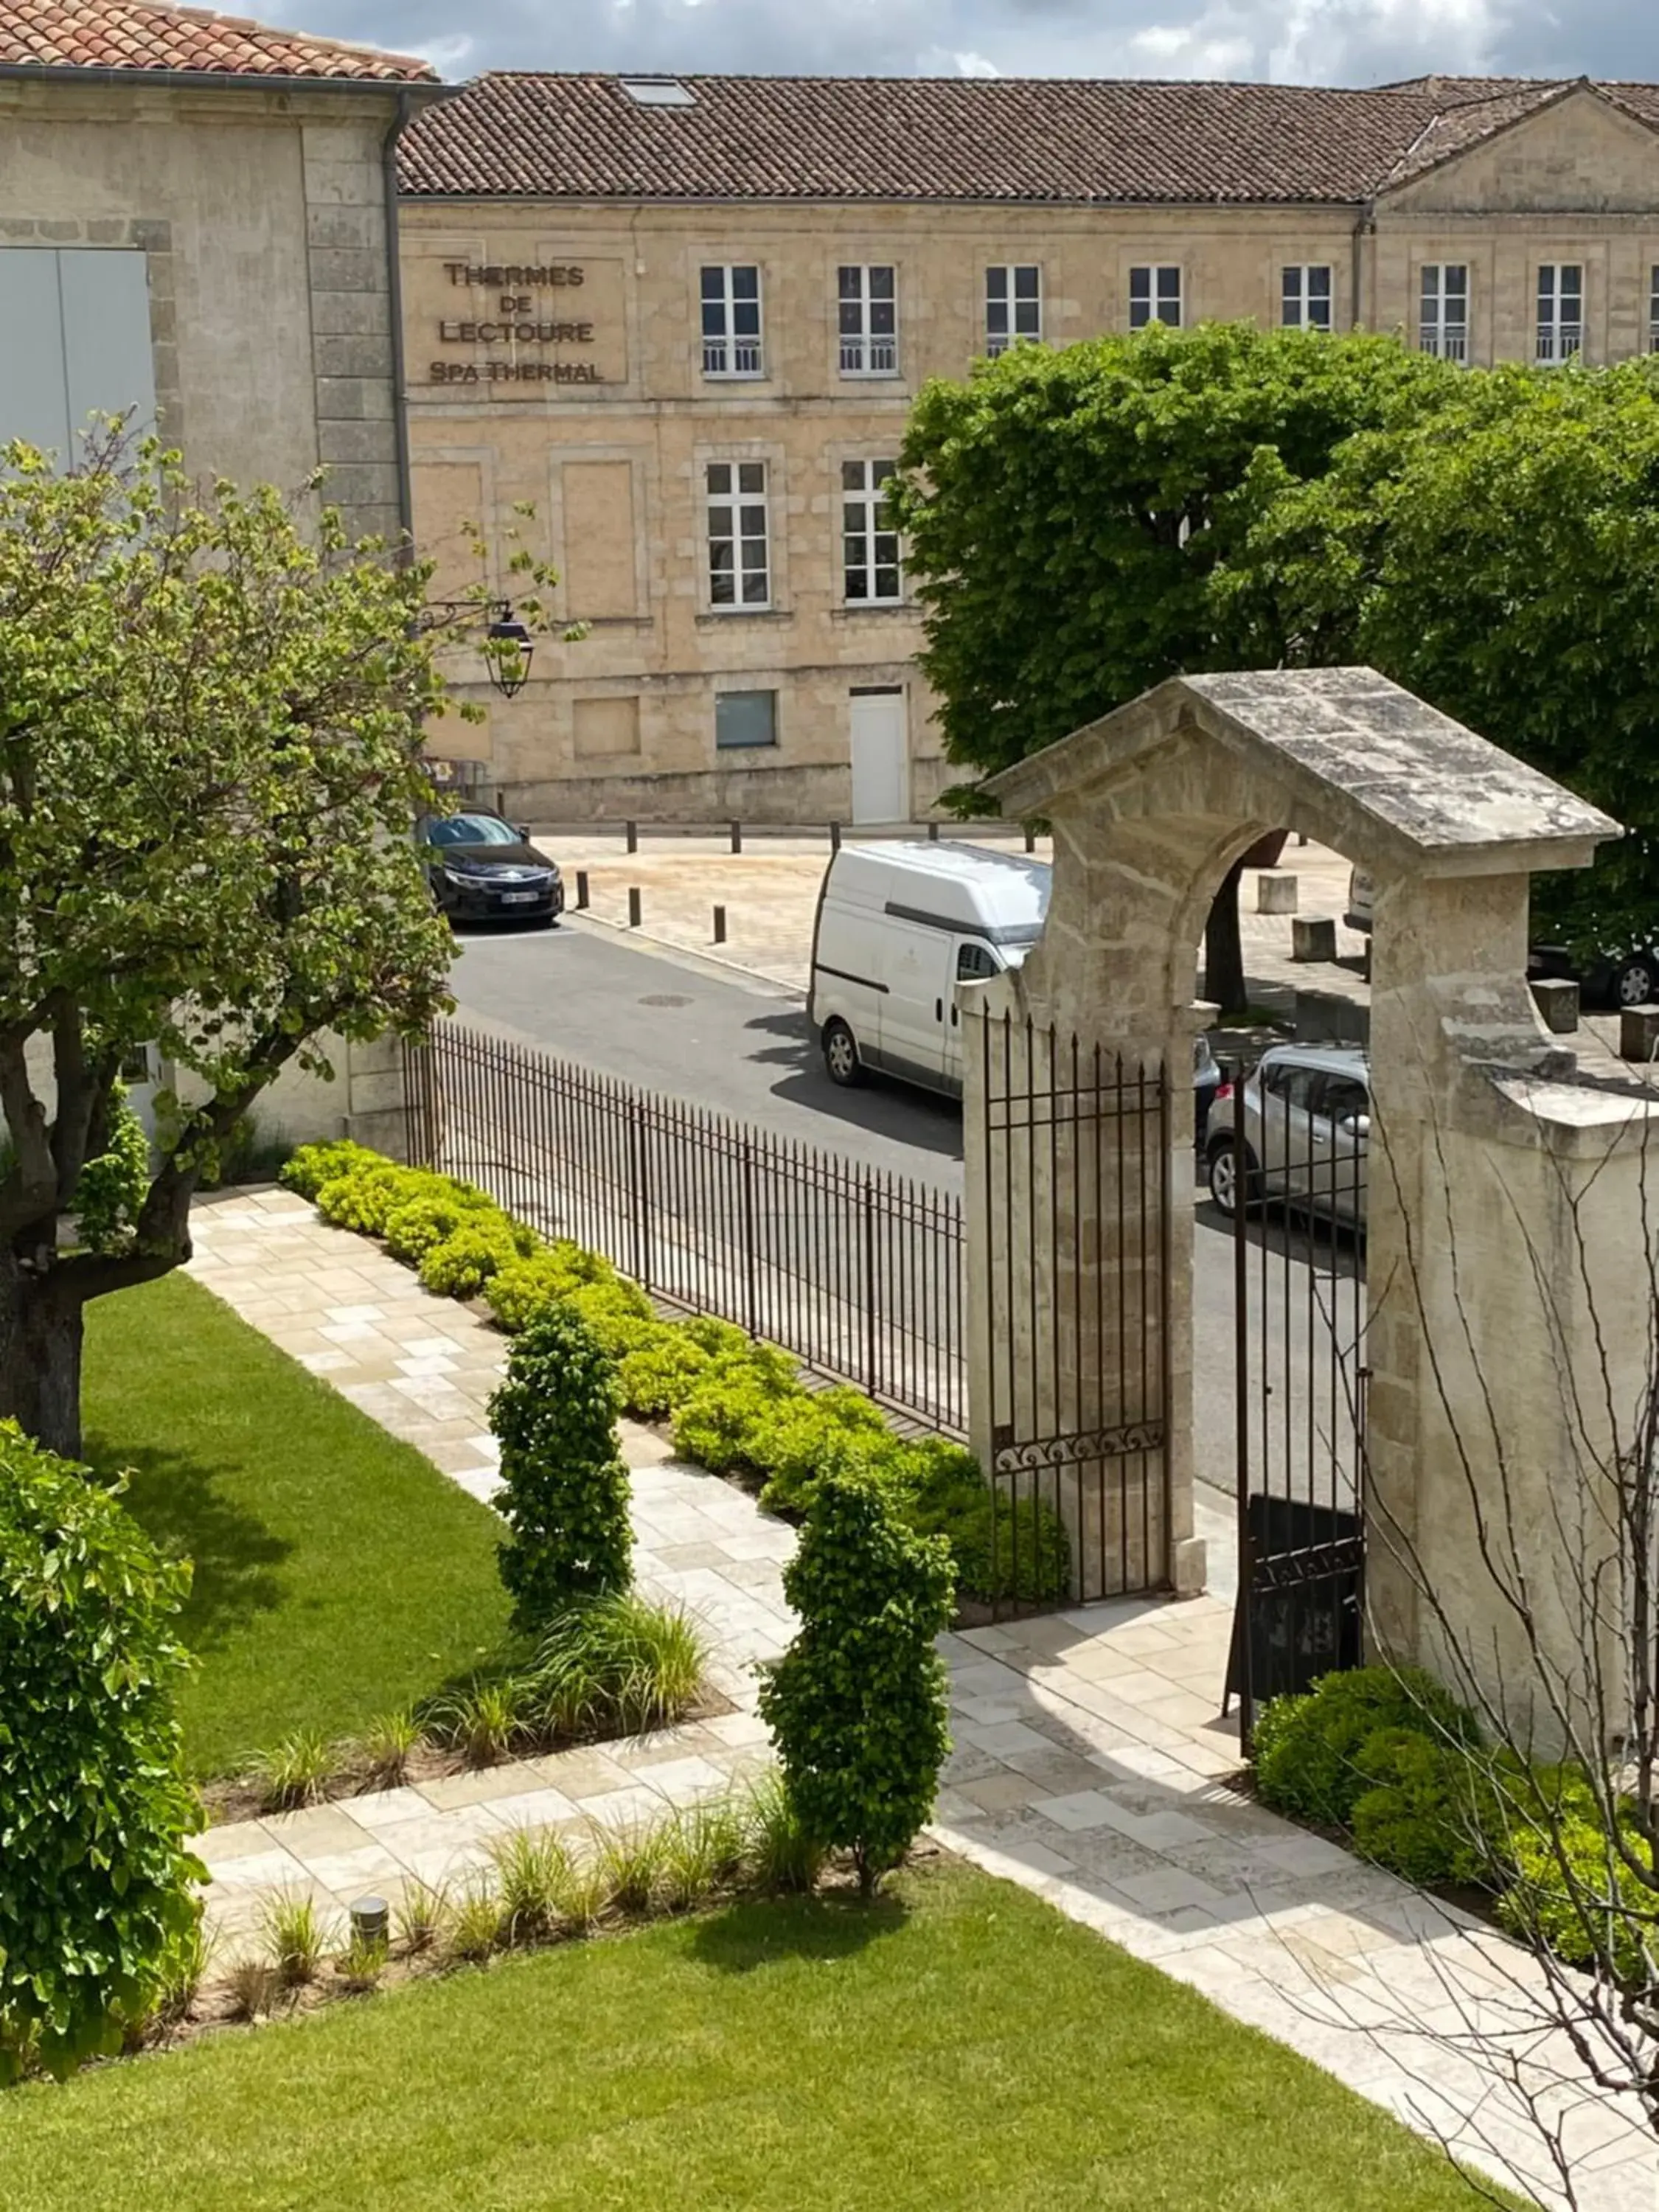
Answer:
1222;1054;1368;1744
977;1015;1170;1617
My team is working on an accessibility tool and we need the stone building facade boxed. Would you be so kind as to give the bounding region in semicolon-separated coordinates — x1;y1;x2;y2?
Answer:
0;0;444;1158
397;72;1659;826
0;0;441;540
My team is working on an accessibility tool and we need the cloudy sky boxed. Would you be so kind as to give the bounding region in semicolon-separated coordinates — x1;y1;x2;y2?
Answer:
276;0;1658;89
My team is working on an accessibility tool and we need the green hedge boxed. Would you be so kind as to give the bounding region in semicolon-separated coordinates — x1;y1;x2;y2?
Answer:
281;1140;1071;1609
1252;1666;1656;1977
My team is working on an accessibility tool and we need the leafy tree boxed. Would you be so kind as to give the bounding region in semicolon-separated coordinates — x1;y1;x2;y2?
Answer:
0;1419;203;2081
894;324;1458;1007
1220;357;1659;959
0;431;472;1454
759;1467;954;1896
489;1301;633;1630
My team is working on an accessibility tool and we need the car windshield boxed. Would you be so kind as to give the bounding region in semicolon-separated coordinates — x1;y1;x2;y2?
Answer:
427;813;520;848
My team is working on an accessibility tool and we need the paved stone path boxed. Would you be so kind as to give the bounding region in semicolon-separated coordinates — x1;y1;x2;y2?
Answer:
185;1187;1653;2211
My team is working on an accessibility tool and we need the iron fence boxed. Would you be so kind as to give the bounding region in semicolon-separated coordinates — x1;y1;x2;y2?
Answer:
405;1022;965;1433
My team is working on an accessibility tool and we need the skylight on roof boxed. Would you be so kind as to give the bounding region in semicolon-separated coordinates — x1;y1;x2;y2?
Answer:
621;78;695;106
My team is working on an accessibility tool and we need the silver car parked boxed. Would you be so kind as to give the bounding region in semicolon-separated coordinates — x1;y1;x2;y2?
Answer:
1204;1043;1371;1225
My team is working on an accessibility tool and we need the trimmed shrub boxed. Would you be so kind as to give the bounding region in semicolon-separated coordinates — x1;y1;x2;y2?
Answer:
1346;1728;1498;1889
279;1137;382;1202
417;1217;536;1299
383;1183;492;1265
671;1343;806;1475
316;1161;413;1237
72;1088;150;1254
560;1277;661;1360
0;1422;204;2082
759;1468;955;1895
490;1303;633;1630
1252;1665;1482;1829
750;1387;901;1514
610;1315;754;1422
907;1473;1071;1607
484;1241;622;1335
617;1326;714;1419
1497;1816;1656;1979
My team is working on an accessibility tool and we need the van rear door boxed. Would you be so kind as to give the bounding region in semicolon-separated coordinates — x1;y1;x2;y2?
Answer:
876;919;955;1090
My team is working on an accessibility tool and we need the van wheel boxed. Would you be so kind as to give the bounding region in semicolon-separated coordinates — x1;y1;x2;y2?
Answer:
822;1019;863;1088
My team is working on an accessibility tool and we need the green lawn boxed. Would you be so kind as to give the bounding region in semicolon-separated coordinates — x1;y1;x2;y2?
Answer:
83;1271;512;1777
0;1864;1511;2211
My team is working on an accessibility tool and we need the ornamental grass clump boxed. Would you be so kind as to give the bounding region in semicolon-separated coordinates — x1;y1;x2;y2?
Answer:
760;1468;955;1896
522;1593;708;1740
490;1302;633;1630
251;1726;337;1812
0;1422;204;2083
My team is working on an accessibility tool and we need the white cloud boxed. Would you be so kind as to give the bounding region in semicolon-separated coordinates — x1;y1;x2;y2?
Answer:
265;0;1655;86
406;32;476;70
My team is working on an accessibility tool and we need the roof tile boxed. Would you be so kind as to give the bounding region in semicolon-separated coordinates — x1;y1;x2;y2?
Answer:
398;72;1658;204
0;0;436;82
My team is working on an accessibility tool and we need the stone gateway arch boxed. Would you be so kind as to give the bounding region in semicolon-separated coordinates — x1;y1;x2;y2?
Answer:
962;667;1655;1742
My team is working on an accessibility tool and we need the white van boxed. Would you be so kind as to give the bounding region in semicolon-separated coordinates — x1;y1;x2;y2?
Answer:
807;841;1048;1096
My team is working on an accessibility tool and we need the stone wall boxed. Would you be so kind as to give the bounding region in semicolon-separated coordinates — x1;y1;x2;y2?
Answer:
0;79;408;543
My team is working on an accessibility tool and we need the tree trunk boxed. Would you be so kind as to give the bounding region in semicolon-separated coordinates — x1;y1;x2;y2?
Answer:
0;1255;86;1459
1203;861;1248;1018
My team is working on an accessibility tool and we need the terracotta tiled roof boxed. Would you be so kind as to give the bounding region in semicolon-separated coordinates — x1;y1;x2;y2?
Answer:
397;72;1659;204
0;0;437;81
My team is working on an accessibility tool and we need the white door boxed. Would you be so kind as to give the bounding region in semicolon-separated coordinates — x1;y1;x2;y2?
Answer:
849;689;908;824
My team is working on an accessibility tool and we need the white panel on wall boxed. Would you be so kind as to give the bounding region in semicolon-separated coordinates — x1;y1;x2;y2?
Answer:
0;249;71;456
0;248;154;462
60;248;156;444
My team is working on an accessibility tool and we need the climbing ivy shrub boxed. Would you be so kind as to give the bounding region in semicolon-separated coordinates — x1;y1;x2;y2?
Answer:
489;1304;633;1632
0;1422;203;2081
759;1469;954;1894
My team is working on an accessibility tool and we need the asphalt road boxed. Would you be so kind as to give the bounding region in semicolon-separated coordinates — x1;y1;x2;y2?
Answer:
450;917;1360;1514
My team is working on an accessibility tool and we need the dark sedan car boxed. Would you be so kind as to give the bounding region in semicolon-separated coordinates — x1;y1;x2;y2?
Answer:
418;810;563;926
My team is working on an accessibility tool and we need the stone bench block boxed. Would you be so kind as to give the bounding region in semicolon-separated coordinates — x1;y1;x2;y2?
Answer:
1255;870;1298;915
1529;977;1579;1035
1290;916;1337;963
1294;990;1370;1047
1619;1004;1659;1064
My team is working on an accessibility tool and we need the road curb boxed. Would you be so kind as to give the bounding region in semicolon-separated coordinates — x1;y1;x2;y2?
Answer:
564;908;805;1001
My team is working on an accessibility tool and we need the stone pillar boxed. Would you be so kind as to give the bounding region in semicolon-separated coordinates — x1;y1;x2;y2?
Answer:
1364;870;1659;1750
343;1033;414;1162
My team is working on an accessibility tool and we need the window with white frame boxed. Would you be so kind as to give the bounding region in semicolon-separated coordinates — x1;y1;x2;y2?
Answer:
705;460;771;609
1419;264;1469;361
985;265;1040;356
1281;264;1333;330
1536;263;1583;364
842;459;902;603
1129;265;1183;329
838;265;897;375
1650;265;1659;352
700;264;763;377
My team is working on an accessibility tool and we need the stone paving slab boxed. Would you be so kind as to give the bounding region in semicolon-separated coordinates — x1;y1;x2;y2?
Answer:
183;1189;1655;2211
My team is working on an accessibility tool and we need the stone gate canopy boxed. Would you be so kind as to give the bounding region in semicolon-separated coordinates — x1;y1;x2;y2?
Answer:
989;667;1616;880
980;667;1621;1058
